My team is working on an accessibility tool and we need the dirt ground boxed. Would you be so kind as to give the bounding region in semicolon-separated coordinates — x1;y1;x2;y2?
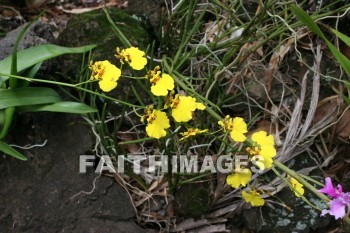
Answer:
0;113;149;232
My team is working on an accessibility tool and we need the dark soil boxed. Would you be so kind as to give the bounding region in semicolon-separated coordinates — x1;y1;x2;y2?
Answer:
0;113;148;233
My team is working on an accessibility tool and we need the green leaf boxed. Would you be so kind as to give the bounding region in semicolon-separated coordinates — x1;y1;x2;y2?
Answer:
332;29;350;48
291;5;350;77
291;5;326;40
0;140;27;160
342;94;350;105
0;87;61;109
22;62;43;79
0;110;4;127
18;101;97;114
0;44;96;85
17;62;43;88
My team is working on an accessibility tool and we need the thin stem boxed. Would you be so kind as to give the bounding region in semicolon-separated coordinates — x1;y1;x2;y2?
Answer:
273;160;329;202
0;73;145;109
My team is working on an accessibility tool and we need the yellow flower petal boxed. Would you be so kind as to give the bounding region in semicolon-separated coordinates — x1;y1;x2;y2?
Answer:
171;95;205;122
230;130;246;143
260;144;277;159
232;117;248;139
219;116;247;142
151;73;175;96
98;80;118;92
247;131;276;170
261;156;273;169
145;110;170;139
172;96;197;122
125;47;147;70
196;102;206;110
179;128;208;141
242;190;265;206
226;169;252;188
289;177;304;197
252;131;274;146
251;155;266;170
89;60;121;92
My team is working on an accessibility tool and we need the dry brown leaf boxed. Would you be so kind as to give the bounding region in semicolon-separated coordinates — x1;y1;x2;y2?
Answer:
341;44;350;60
247;120;276;137
56;2;119;14
240;40;264;60
335;109;350;139
268;32;308;70
267;32;309;91
204;20;224;42
313;95;340;124
313;95;350;141
116;131;139;153
2;9;15;17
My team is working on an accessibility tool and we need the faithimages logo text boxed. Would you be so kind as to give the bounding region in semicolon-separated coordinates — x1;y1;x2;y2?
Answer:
79;154;264;174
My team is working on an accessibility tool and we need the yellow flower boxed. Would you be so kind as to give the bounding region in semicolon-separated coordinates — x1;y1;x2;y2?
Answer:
179;128;208;141
242;190;265;206
89;60;121;92
251;154;265;170
151;73;175;96
170;94;206;122
247;131;276;169
146;66;174;96
226;168;252;188
144;109;170;139
115;47;147;70
289;176;304;197
218;116;247;142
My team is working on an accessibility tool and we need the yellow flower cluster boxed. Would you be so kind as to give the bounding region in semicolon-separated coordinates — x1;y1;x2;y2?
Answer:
141;77;207;139
89;47;147;92
218;116;277;207
226;130;277;189
89;47;206;140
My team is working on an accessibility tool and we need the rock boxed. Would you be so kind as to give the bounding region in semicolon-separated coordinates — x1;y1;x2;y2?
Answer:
243;189;330;233
242;153;331;233
173;181;211;218
56;8;151;72
0;20;55;60
55;8;153;110
125;0;163;28
0;113;148;232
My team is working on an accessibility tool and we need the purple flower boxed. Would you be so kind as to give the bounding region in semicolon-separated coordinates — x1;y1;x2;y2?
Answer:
318;177;343;198
318;177;350;220
321;193;350;219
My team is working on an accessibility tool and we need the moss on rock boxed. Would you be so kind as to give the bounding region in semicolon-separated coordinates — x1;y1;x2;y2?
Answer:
173;181;211;218
57;8;150;61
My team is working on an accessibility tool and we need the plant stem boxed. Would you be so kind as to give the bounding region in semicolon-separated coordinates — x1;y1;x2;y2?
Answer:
0;73;145;109
273;160;329;202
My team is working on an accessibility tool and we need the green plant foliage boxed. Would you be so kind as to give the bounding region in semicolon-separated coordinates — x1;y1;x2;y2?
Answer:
0;87;61;109
291;5;350;77
0;31;97;160
18;101;98;114
0;141;27;161
0;44;96;86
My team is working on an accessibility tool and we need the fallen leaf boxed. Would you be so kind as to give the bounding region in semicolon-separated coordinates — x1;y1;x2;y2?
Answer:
335;109;350;139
